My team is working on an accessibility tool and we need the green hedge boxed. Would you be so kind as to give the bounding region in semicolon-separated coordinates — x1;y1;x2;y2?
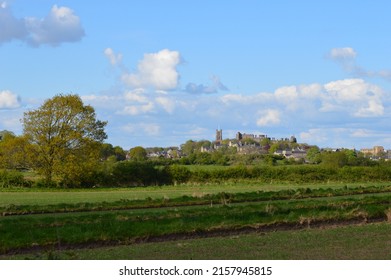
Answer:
96;164;391;187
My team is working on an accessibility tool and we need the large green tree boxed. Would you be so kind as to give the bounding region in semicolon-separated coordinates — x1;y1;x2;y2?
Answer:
23;94;107;186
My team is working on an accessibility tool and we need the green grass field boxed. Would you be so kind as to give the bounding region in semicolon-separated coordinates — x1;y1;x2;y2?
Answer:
0;182;390;260
5;222;391;260
0;182;388;206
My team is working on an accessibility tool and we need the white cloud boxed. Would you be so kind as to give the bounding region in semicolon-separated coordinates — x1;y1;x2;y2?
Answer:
351;129;371;138
82;94;115;103
124;89;148;103
299;129;329;144
104;48;123;66
185;75;229;94
298;83;323;99
221;92;274;105
256;109;281;126
329;47;357;60
328;47;391;82
0;90;20;109
275;85;298;102
155;96;175;114
299;127;391;149
121;49;181;90
121;102;154;116
0;3;27;44
324;79;370;101
322;79;384;117
123;123;160;136
274;86;300;110
0;3;84;46
25;5;85;46
355;99;384;117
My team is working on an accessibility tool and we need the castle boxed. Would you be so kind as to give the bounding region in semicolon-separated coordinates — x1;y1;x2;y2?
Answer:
215;129;297;145
208;129;303;157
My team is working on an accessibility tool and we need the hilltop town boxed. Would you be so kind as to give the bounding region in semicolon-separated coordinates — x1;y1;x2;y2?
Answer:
144;129;391;163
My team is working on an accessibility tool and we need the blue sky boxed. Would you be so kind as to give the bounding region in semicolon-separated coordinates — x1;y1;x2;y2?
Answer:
1;0;391;150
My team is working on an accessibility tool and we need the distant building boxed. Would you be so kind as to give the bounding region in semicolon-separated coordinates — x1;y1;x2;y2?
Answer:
236;131;268;142
360;146;385;157
215;129;223;144
274;148;307;161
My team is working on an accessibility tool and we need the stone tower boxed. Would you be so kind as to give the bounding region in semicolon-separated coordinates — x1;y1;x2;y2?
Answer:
216;129;222;144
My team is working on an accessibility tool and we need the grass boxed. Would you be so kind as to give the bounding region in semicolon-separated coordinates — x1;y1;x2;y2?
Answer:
5;222;391;260
1;181;391;259
1;193;390;255
1;184;391;216
1;181;389;206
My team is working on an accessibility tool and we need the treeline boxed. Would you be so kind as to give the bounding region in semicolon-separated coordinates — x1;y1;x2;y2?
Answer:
3;162;391;188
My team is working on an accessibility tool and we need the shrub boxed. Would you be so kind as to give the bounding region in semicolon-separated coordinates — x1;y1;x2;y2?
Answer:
111;161;159;186
167;165;191;185
0;169;29;188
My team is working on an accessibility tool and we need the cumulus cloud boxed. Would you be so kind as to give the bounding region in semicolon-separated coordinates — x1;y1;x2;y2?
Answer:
0;3;84;47
256;109;281;126
0;2;27;44
328;47;357;60
240;79;384;118
328;47;391;82
355;99;384;117
121;102;154;116
104;48;123;66
0;90;21;109
155;96;175;114
124;88;148;103
221;92;274;105
351;129;371;138
25;5;85;46
123;123;160;136
300;129;328;143
185;75;229;94
299;127;391;148
322;79;383;117
121;49;181;90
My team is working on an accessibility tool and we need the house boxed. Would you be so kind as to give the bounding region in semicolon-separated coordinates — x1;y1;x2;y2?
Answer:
274;148;307;160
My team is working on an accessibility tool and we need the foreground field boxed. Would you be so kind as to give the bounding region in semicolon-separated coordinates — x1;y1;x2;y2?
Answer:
5;222;391;260
1;182;390;259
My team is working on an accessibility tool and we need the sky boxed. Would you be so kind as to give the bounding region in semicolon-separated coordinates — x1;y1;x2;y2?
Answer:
1;0;391;150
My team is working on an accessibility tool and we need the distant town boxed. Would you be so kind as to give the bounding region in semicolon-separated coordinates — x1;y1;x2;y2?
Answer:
143;128;391;162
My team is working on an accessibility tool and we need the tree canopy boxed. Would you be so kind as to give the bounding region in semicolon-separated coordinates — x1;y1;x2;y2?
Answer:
128;146;148;161
23;94;107;186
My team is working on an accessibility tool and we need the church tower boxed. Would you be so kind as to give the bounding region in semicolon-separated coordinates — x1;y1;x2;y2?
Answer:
216;129;222;144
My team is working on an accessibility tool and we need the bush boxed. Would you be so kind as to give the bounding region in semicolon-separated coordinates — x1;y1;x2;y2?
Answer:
110;161;160;186
0;169;29;188
32;179;58;189
167;165;191;185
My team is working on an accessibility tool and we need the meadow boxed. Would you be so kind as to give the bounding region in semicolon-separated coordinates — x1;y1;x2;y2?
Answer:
1;181;391;259
1;181;388;206
6;222;391;260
